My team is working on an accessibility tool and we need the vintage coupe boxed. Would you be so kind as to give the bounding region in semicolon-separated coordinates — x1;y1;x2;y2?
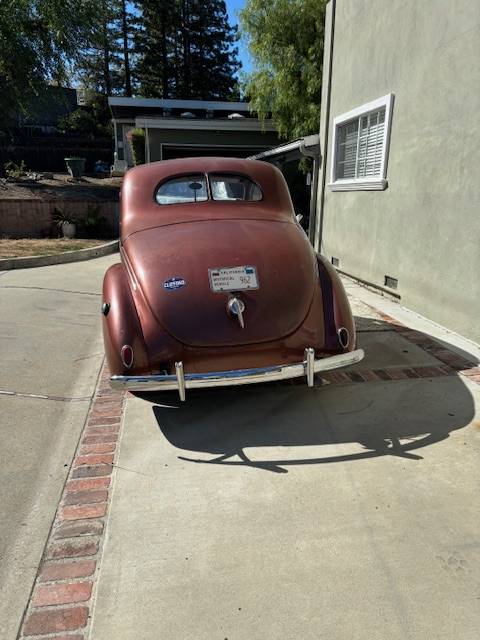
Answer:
102;157;364;400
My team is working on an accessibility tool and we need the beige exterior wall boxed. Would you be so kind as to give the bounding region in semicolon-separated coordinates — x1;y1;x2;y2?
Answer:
317;0;480;343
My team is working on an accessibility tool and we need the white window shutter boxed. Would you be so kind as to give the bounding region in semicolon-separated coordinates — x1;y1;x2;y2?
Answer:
335;106;386;180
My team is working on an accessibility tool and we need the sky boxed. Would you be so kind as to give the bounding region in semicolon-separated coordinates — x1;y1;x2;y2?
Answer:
225;0;253;75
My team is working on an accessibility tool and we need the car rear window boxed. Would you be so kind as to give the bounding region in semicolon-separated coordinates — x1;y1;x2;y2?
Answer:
210;174;262;201
156;174;208;205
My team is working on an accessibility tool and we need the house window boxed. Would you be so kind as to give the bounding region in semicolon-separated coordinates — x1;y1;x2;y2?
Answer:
329;94;394;191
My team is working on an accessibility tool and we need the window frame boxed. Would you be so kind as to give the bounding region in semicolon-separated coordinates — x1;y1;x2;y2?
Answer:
154;172;264;206
329;93;394;192
154;173;209;205
209;172;263;203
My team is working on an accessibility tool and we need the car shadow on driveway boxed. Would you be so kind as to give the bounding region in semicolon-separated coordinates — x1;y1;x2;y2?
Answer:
140;317;477;474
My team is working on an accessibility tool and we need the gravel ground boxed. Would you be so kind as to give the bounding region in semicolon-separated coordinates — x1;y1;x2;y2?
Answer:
0;174;121;201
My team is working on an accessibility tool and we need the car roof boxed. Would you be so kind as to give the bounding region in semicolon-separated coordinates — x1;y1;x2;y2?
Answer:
120;157;295;240
126;156;282;185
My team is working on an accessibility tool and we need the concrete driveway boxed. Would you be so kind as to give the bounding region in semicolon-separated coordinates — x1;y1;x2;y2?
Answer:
0;254;118;639
89;280;480;640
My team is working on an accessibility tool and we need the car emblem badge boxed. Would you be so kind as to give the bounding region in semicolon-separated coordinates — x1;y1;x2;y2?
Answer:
227;297;245;329
163;277;185;291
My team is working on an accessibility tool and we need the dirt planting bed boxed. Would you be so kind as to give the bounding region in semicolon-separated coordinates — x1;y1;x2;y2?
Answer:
0;238;106;258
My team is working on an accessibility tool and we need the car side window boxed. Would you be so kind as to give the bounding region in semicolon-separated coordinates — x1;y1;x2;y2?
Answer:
156;175;208;205
209;174;262;201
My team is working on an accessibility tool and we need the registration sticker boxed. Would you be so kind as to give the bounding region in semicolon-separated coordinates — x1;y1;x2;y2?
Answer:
208;266;259;292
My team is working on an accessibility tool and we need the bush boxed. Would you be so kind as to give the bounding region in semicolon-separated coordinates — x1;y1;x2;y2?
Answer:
4;160;28;178
58;108;112;139
127;128;146;165
77;204;110;239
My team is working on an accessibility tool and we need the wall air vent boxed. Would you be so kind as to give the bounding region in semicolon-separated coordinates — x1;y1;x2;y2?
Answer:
331;257;339;267
384;275;398;290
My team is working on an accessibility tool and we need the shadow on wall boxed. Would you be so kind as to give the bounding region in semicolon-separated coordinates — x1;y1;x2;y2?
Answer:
139;317;477;474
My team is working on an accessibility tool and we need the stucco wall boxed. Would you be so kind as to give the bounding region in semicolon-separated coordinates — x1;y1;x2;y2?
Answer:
317;0;480;343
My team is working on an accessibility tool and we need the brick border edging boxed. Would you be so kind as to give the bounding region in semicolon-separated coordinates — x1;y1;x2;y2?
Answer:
0;240;119;271
18;364;126;639
320;306;480;387
374;308;480;384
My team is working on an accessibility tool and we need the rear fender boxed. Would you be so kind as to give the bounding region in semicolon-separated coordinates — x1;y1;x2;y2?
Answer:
102;263;150;376
317;255;356;352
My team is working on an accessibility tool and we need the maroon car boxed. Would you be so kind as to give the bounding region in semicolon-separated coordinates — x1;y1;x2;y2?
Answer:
102;157;363;400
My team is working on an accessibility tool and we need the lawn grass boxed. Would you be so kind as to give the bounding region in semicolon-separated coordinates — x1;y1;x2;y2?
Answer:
0;239;107;258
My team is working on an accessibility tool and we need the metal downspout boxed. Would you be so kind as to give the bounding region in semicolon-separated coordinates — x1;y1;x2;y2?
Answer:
308;156;320;244
317;0;336;252
299;140;321;244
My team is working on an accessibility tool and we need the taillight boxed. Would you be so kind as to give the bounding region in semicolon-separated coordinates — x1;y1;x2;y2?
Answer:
337;327;350;349
121;345;134;369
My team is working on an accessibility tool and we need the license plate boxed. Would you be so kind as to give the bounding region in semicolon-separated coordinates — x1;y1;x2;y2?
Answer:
209;266;259;292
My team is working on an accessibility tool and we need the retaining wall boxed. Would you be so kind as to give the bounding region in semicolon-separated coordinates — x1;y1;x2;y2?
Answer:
0;200;119;238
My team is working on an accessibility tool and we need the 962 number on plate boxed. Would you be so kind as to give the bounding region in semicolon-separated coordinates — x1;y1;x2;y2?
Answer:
209;266;259;292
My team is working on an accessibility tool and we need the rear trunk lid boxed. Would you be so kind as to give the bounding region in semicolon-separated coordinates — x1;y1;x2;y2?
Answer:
123;218;317;348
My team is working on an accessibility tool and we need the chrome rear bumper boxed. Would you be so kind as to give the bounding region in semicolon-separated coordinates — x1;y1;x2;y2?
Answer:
110;348;364;401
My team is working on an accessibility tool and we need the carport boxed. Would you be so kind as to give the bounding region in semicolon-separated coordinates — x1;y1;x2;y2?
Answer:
249;134;320;243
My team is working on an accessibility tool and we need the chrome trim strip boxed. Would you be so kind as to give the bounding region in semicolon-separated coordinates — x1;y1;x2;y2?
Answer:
110;349;364;393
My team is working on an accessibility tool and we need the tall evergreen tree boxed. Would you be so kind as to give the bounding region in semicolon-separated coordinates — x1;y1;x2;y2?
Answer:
135;1;175;98
184;1;241;99
136;0;241;100
75;0;136;96
120;0;133;96
76;1;120;95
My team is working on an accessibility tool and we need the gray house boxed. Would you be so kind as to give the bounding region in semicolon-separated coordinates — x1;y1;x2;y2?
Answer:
315;0;480;343
108;97;279;174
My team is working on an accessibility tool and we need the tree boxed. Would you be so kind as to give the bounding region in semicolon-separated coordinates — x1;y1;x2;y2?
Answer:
76;1;120;96
185;1;241;100
240;0;326;139
136;0;241;100
75;0;137;97
57;95;112;138
135;1;175;98
0;0;96;128
120;0;133;96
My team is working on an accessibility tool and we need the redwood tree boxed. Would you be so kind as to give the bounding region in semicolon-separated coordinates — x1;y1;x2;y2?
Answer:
136;0;241;100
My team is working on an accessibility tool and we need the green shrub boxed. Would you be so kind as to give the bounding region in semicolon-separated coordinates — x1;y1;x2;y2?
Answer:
78;204;109;239
127;128;146;165
52;207;77;226
58;109;98;136
4;160;28;178
58;106;112;138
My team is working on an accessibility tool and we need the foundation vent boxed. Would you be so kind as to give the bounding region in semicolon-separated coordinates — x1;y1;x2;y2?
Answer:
384;275;398;290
